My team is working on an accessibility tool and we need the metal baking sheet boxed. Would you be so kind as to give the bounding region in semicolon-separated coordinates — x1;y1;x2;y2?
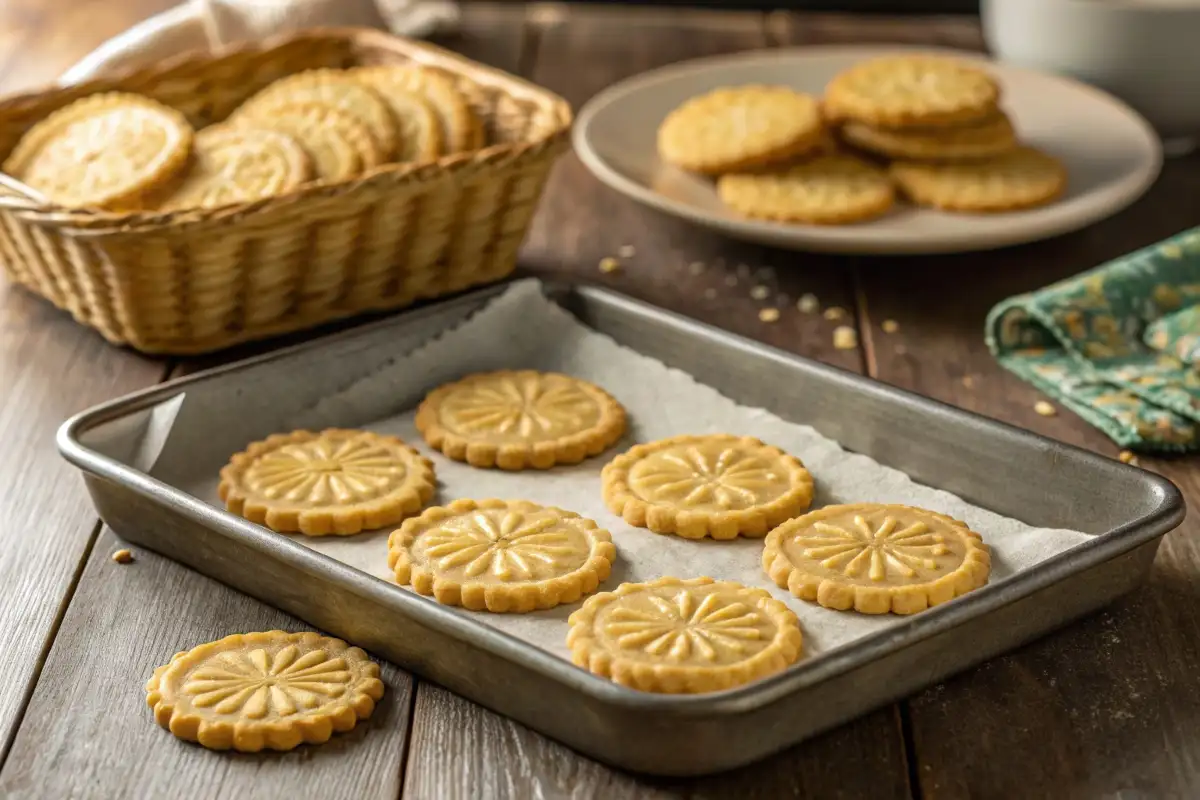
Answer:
58;280;1184;777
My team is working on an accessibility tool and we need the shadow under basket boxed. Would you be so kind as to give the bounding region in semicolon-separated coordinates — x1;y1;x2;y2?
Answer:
0;27;572;355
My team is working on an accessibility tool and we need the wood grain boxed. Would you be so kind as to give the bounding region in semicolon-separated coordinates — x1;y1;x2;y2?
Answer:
0;528;415;800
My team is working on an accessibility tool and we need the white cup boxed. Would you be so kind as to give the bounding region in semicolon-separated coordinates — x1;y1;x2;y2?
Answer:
981;0;1200;154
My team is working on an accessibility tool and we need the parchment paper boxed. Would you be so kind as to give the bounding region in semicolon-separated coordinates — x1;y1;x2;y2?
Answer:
184;280;1092;661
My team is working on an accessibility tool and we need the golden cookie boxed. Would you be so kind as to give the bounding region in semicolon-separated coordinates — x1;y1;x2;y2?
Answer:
3;92;192;209
235;103;379;180
824;55;1000;128
219;428;435;536
889;146;1066;212
763;503;991;615
146;630;384;752
155;127;311;210
236;69;398;159
839;112;1016;161
657;86;824;174
601;434;813;539
567;577;802;693
351;66;472;153
717;154;894;225
415;370;627;470
389;498;616;613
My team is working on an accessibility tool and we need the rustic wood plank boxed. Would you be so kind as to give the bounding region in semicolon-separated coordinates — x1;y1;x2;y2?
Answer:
769;10;983;50
0;527;415;799
402;7;908;798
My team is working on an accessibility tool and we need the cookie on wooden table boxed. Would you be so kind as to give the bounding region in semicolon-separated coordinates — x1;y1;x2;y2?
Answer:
416;370;628;470
763;502;992;615
601;434;814;539
889;145;1066;212
657;85;824;174
824;55;1000;129
155;127;311;210
388;499;617;612
351;66;472;154
236;103;379;181
145;630;385;752
839;111;1017;161
567;577;803;693
2;92;192;209
218;428;435;535
235;69;399;160
717;154;894;225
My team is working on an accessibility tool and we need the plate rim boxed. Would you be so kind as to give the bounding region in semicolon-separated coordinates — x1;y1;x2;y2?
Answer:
573;44;1164;256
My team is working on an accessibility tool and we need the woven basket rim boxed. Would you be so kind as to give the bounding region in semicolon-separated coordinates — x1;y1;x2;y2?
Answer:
0;26;573;226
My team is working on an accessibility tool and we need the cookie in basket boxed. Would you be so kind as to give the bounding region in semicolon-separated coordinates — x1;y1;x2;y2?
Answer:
838;111;1017;162
154;127;312;210
567;577;803;693
350;66;474;154
234;103;380;181
717;154;895;224
218;429;435;536
146;630;385;752
889;146;1066;212
824;55;1000;128
762;502;991;615
234;69;399;160
388;499;617;612
415;370;627;470
601;434;813;539
2;92;192;209
657;86;824;174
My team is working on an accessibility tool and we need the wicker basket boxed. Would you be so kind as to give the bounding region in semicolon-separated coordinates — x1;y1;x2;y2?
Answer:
0;27;571;354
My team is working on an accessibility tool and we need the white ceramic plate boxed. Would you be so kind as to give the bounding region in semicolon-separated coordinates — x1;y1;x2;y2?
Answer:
573;46;1163;255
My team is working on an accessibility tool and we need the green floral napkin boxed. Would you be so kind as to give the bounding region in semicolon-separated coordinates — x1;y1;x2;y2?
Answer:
986;227;1200;452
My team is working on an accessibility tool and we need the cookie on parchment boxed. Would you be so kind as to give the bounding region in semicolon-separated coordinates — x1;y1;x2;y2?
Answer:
146;630;385;752
889;145;1066;212
567;577;803;693
155;127;311;210
416;370;627;470
388;498;617;613
824;55;1000;128
3;92;192;209
235;69;399;160
717;154;894;225
839;111;1017;162
601;434;813;540
762;503;991;615
657;85;824;174
238;103;380;181
219;428;435;536
351;66;472;154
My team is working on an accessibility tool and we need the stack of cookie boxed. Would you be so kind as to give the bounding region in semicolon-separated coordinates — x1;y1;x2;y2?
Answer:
656;54;1066;225
2;65;485;212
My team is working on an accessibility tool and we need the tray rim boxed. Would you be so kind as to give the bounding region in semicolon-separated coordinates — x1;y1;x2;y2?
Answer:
57;280;1186;716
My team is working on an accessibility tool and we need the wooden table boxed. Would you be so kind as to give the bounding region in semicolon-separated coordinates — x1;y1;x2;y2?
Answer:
2;3;1198;797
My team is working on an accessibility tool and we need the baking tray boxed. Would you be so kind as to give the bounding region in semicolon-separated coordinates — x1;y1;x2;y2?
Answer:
58;281;1184;777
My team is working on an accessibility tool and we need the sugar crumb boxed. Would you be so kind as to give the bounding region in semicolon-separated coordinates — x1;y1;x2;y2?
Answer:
1034;400;1057;417
759;308;780;323
962;375;975;389
111;549;134;564
598;257;620;274
833;325;858;350
750;285;770;300
823;306;846;321
881;319;899;333
797;293;819;314
1118;450;1140;466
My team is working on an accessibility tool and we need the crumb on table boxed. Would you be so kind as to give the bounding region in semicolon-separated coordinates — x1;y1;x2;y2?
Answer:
824;306;846;321
598;257;620;274
962;375;975;389
1034;400;1057;417
750;285;770;300
1118;450;1140;466
111;549;134;564
833;325;858;350
797;293;819;314
758;308;780;323
617;244;635;258
882;319;899;333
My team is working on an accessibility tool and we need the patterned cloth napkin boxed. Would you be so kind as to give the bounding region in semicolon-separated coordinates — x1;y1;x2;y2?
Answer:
986;226;1200;452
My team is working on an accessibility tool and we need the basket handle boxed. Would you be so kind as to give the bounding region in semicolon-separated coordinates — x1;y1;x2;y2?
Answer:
0;172;46;211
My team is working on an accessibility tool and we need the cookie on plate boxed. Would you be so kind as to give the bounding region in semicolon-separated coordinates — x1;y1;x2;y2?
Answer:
763;502;991;614
154;127;311;210
351;66;472;154
146;630;385;752
3;92;192;209
601;433;813;539
236;103;379;181
416;370;627;470
839;111;1017;161
235;69;398;160
389;498;617;612
824;55;1000;129
219;428;435;535
567;577;803;693
657;85;824;174
889;145;1066;212
717;154;894;225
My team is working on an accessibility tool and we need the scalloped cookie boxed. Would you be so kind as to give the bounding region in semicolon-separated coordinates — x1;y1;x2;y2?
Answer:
234;103;380;180
717;154;895;224
889;146;1066;212
839;111;1017;161
824;55;1000;128
155;127;311;210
